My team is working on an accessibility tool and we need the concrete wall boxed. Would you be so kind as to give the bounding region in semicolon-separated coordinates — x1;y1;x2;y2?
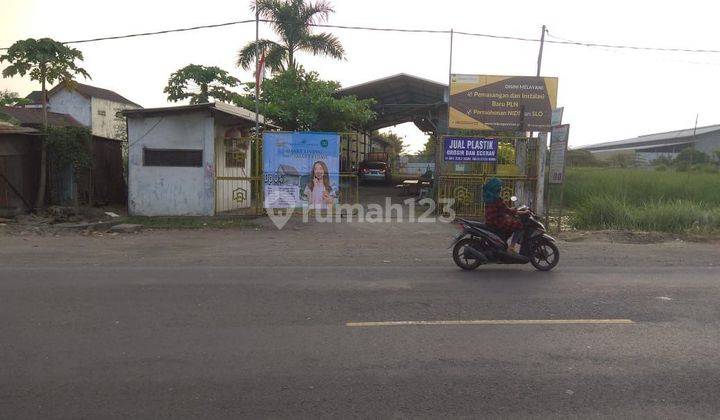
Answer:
49;89;91;127
91;97;139;139
127;111;215;216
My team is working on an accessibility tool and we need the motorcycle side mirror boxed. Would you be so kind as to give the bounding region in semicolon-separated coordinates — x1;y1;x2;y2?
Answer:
510;196;518;202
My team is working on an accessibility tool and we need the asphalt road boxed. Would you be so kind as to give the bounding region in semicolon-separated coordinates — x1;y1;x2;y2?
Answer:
1;222;719;419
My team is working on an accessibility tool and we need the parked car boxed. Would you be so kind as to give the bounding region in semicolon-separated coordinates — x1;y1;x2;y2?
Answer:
358;161;391;184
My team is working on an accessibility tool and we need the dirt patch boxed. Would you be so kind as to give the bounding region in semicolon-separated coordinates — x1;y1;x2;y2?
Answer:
559;230;668;244
558;229;719;244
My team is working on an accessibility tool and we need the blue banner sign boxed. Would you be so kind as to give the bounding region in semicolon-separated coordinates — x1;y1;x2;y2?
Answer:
443;137;498;162
263;132;340;209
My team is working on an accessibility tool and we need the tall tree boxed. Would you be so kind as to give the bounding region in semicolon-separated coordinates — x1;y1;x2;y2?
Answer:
247;67;374;132
372;130;406;157
1;38;90;208
164;64;241;104
0;89;30;106
237;0;345;73
416;135;437;160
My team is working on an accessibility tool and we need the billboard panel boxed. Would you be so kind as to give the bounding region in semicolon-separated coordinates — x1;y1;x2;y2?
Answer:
449;74;558;132
263;132;340;209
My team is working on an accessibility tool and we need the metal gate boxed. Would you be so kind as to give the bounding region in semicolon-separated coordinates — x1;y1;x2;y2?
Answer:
437;136;539;217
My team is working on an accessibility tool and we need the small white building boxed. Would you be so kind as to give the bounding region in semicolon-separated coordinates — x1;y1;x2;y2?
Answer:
26;82;142;140
123;102;275;216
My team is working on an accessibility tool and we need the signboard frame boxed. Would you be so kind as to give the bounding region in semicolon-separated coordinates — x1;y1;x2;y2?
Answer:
442;136;499;163
449;74;559;132
262;131;340;210
548;124;570;185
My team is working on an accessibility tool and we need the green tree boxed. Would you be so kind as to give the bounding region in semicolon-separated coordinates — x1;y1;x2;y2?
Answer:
372;130;406;156
237;0;345;72
0;89;30;106
248;67;374;131
566;149;604;167
415;135;436;160
164;64;241;104
497;142;516;164
1;38;90;208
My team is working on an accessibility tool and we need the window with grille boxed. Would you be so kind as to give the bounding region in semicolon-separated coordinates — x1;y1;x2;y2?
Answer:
143;149;203;167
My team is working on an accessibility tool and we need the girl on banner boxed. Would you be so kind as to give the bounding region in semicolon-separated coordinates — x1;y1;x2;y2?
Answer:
304;160;336;209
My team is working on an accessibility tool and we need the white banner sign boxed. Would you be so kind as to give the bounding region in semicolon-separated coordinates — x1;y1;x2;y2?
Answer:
549;124;570;184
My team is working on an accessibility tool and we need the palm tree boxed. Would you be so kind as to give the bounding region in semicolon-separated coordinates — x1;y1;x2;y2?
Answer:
237;0;345;73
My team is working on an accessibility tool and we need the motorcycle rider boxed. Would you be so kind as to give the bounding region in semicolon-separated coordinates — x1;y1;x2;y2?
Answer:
482;178;529;253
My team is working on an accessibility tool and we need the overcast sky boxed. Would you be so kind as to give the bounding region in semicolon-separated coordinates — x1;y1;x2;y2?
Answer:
3;0;720;153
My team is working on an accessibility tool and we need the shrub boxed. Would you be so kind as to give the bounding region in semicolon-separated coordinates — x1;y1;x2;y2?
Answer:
571;196;720;233
562;168;720;233
46;126;93;173
608;153;635;168
675;147;710;165
652;156;673;166
655;165;668;171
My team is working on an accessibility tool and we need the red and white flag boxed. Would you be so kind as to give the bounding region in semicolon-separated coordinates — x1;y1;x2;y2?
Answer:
255;51;266;91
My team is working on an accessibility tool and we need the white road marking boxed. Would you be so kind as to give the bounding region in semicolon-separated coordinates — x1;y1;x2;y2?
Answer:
346;319;635;327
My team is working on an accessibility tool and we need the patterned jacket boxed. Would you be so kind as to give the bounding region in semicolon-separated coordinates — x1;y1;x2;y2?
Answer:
484;199;523;234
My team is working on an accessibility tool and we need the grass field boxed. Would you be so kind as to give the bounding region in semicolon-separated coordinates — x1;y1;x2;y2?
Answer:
556;168;720;233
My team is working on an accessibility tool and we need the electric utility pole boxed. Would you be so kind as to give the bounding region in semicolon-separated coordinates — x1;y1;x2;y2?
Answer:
535;25;548;217
537;25;546;77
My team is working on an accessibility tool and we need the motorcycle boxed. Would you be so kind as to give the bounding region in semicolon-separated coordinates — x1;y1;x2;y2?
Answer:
449;197;560;271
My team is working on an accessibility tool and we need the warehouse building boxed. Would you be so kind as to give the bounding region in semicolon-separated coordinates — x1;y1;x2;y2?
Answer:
577;124;720;164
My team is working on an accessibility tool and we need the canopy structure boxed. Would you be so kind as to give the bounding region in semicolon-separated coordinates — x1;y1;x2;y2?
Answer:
337;73;447;134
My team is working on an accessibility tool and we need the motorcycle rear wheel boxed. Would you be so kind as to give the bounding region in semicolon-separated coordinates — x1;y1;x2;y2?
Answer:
452;238;485;270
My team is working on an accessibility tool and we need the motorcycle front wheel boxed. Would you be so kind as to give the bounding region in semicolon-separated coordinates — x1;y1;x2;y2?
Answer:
452;238;485;270
529;240;560;271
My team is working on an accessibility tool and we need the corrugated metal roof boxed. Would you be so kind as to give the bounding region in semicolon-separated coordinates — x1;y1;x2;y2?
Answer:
24;90;46;104
0;106;84;128
0;123;40;134
590;141;693;154
122;102;279;128
579;124;720;151
49;82;142;108
337;73;447;132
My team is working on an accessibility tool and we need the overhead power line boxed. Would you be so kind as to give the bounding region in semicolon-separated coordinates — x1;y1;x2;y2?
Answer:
0;20;256;50
542;32;720;54
2;18;720;55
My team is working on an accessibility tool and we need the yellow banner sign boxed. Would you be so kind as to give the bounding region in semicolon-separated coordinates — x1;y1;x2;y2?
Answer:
449;74;558;132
